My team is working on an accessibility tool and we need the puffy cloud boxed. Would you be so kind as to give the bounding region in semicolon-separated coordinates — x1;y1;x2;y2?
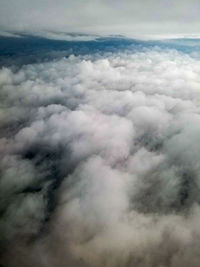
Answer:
1;45;200;266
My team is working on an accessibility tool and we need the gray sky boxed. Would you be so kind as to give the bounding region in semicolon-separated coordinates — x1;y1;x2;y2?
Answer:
1;0;200;38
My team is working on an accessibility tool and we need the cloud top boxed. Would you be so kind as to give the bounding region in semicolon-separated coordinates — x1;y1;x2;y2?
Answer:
1;45;200;266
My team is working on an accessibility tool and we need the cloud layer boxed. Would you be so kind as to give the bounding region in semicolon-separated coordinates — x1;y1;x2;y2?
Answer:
1;0;200;38
1;45;200;266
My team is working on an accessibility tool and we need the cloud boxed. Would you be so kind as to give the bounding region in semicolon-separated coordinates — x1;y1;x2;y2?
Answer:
1;45;200;266
1;0;200;38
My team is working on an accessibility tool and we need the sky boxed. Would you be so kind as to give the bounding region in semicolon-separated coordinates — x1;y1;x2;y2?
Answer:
1;0;200;38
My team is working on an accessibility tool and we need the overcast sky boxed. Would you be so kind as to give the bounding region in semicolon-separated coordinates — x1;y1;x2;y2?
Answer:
0;0;200;38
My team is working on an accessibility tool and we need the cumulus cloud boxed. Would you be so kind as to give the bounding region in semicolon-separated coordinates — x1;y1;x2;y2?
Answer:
1;45;200;266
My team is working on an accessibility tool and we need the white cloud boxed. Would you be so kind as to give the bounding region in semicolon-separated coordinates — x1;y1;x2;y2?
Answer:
1;47;200;266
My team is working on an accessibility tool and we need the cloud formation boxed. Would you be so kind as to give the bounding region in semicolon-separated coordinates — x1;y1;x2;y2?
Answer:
1;0;200;38
1;45;200;266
